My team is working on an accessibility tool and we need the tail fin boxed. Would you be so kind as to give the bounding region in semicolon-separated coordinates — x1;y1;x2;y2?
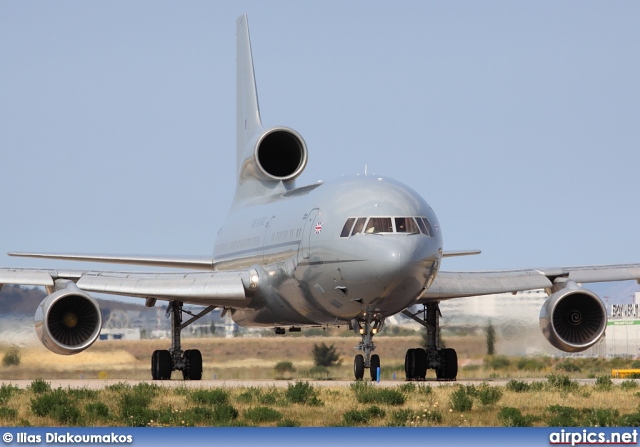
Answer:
236;14;263;177
232;15;308;207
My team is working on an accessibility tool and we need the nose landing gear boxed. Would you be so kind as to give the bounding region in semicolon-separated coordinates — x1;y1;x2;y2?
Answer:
352;317;384;381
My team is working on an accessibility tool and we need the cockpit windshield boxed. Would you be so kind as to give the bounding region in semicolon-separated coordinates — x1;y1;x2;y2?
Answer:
339;216;434;237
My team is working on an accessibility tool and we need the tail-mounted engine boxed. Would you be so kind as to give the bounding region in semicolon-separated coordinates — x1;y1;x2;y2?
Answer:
240;127;307;184
35;281;102;355
539;279;607;352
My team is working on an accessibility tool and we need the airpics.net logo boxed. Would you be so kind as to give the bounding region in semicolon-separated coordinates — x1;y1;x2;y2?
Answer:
549;429;638;446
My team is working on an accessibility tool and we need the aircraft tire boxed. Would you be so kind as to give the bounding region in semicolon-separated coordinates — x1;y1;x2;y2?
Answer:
443;348;458;380
404;348;416;380
413;349;428;380
354;354;365;380
151;349;172;380
369;354;380;381
182;349;203;380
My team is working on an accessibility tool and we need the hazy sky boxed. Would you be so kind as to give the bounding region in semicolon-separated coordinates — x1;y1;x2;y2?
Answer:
2;2;639;274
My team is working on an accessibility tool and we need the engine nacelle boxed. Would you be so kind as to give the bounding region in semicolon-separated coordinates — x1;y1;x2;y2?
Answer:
539;280;606;352
35;281;102;355
251;127;307;182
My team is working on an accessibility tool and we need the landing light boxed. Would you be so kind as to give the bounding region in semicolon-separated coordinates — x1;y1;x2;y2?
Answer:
372;328;378;335
359;328;364;335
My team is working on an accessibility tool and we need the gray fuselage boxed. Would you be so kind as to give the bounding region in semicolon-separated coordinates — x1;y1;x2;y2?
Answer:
213;175;443;327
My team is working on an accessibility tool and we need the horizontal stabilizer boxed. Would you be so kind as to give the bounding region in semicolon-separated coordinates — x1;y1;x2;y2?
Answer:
8;252;214;270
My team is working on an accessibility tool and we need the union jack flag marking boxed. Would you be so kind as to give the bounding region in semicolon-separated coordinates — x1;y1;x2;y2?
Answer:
314;222;323;234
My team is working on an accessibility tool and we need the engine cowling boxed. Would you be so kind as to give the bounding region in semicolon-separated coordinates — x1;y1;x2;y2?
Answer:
252;127;307;182
35;282;102;355
539;280;606;352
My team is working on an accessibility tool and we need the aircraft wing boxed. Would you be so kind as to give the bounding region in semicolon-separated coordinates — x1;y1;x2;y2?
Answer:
419;263;640;301
0;268;256;308
8;252;214;270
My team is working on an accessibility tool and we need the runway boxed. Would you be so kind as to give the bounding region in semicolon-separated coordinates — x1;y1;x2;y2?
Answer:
0;378;616;389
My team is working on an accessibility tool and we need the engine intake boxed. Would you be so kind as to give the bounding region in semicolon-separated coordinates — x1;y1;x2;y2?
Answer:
254;127;307;181
539;280;606;352
35;282;102;355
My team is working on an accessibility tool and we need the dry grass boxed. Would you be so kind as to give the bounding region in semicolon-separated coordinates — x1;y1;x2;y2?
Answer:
1;379;639;427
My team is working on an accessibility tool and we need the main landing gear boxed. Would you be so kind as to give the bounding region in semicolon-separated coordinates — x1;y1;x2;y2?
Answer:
402;302;458;381
352;317;384;381
151;301;215;380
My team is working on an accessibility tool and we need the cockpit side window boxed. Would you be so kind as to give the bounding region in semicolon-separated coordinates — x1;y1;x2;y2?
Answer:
351;217;367;235
365;217;393;234
395;217;419;234
340;218;356;237
417;217;434;236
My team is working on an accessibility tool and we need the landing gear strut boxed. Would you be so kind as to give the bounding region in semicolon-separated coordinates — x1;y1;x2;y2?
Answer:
150;301;215;380
402;302;457;381
352;317;384;381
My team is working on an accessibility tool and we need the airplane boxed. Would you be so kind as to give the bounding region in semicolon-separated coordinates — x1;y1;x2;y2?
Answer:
2;14;640;381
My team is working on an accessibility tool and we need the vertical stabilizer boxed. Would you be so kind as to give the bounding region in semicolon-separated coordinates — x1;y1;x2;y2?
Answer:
236;15;263;177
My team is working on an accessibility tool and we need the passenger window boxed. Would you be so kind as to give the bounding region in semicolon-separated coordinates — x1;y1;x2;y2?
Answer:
340;218;356;237
395;217;419;233
351;217;367;235
365;217;393;234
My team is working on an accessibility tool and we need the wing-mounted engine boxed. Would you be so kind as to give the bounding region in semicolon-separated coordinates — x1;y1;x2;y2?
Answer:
539;279;607;352
35;280;102;355
239;127;307;184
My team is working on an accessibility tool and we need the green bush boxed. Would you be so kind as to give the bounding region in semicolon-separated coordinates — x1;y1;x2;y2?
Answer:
85;402;110;420
450;387;473;412
595;375;613;391
28;378;51;394
274;361;296;377
620;380;639;390
484;356;511;370
388;409;414;427
583;408;619;427
517;358;545;371
30;389;82;425
555;361;581;372
312;342;342;367
498;407;533;427
2;348;21;367
211;404;238;425
285;381;322;406
620;412;640;427
477;384;503;406
0;407;18;421
258;388;283;406
342;406;385;426
351;382;405;406
191;389;229;406
546;374;579;391
506;380;530;393
0;384;20;404
244;406;283;423
277;418;300;427
546;405;582;426
67;387;99;400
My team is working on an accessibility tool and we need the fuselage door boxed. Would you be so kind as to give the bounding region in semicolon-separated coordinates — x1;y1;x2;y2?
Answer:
299;208;319;260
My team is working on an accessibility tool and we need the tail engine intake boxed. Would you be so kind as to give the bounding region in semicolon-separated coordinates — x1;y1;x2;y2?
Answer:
254;127;307;182
539;280;606;352
35;281;102;355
